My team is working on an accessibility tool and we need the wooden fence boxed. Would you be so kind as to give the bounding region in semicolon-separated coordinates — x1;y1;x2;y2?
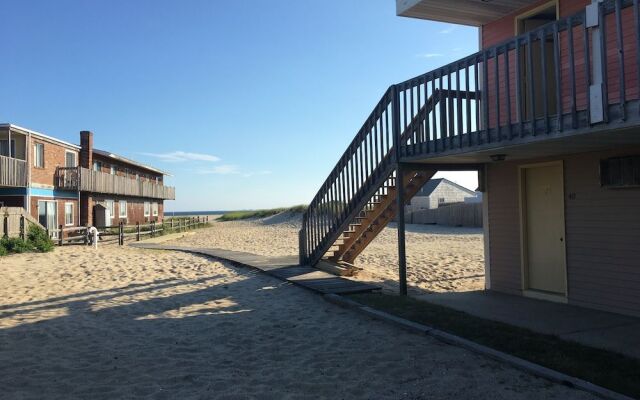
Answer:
1;207;41;239
49;216;211;246
407;202;482;228
0;155;27;187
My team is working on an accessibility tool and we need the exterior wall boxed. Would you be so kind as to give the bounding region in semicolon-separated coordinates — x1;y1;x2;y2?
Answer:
29;196;80;230
28;135;79;187
89;195;163;226
92;153;163;183
487;146;640;317
407;183;477;212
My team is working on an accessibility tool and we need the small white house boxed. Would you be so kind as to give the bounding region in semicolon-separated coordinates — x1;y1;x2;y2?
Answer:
406;178;478;212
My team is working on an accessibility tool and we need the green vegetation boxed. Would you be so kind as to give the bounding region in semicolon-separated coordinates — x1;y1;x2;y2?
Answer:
350;292;640;398
0;224;54;255
27;224;55;252
218;205;307;222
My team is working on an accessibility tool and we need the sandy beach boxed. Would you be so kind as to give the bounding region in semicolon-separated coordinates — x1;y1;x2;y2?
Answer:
0;242;595;399
165;213;485;295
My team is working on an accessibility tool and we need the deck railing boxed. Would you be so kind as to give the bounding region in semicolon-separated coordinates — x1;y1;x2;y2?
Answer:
0;155;27;187
55;167;176;200
300;0;640;266
397;0;640;158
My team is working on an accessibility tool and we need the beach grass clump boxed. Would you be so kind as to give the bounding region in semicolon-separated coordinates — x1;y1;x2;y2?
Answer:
27;224;54;252
218;205;307;222
0;225;54;256
0;237;33;254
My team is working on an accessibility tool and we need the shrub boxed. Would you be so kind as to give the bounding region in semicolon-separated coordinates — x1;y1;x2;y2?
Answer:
0;244;7;256
27;224;54;252
0;237;33;253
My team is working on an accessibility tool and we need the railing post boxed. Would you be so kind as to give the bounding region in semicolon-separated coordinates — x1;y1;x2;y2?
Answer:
119;221;124;246
58;224;63;246
136;222;140;241
3;215;8;239
19;215;25;240
84;225;88;245
586;0;606;124
392;84;408;296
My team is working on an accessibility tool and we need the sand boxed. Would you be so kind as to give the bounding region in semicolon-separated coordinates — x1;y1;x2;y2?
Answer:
0;244;595;399
166;213;485;295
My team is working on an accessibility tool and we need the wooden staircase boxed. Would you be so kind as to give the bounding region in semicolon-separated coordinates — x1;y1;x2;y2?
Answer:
299;86;454;267
325;169;435;265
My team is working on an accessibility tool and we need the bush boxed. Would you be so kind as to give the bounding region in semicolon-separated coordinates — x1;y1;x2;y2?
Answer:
0;237;33;253
0;244;7;256
27;224;54;252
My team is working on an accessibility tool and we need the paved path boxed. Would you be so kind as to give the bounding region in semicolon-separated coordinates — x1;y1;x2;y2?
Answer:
130;243;381;295
419;290;640;360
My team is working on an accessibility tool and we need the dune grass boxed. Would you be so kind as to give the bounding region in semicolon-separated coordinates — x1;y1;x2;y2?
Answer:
217;205;307;222
349;292;640;398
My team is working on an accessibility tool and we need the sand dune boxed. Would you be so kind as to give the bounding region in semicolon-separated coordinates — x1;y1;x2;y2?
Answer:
0;244;594;399
167;214;485;295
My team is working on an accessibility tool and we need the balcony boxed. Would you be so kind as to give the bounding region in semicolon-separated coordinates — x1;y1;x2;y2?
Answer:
56;167;176;200
391;0;640;163
0;155;27;187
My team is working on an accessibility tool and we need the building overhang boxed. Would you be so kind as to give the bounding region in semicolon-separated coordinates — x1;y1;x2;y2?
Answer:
396;0;538;26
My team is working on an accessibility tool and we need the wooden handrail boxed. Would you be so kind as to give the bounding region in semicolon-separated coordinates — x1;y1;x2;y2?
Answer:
55;167;175;200
0;155;27;187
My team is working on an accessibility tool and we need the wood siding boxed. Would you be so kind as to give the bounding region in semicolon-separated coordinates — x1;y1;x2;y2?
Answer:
65;167;175;200
487;162;523;295
487;146;640;317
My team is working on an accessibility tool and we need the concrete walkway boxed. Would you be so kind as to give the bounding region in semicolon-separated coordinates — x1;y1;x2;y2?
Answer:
130;243;381;295
417;290;640;359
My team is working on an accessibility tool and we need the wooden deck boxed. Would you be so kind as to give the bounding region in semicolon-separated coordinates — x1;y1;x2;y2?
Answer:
130;243;380;295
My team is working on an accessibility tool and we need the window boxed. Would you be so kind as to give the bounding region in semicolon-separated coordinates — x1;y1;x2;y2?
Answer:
110;165;116;175
152;202;158;216
93;161;102;172
0;139;16;157
601;156;640;187
144;201;150;217
438;197;446;205
34;143;44;168
105;200;115;223
119;200;127;218
65;151;77;167
64;203;74;226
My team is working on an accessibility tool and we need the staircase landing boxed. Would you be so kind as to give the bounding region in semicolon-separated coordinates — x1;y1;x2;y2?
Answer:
130;243;380;295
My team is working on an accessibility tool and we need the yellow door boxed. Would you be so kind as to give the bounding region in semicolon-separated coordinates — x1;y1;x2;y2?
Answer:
523;164;566;295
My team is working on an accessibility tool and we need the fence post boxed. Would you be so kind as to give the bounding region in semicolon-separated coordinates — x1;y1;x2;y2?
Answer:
119;221;124;246
136;222;140;241
170;218;174;230
3;215;8;239
84;225;88;245
151;221;155;238
58;224;63;246
19;215;25;240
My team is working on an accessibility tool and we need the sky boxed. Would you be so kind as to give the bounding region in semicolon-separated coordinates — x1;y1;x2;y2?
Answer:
0;0;478;211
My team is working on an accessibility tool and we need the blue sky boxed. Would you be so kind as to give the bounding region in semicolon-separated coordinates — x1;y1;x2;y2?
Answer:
0;0;478;211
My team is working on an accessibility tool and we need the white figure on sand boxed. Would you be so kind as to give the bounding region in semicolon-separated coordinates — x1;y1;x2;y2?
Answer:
88;226;99;249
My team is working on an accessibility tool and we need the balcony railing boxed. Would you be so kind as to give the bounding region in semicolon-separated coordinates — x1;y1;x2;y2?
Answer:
393;0;640;159
55;167;176;200
0;155;27;187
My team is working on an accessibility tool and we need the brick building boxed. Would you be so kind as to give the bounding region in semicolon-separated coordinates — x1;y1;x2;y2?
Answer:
0;124;175;235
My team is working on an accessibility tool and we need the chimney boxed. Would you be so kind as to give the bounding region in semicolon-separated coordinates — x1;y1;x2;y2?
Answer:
80;130;93;169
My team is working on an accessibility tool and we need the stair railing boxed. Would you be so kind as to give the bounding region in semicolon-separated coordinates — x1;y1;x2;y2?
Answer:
300;85;457;265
